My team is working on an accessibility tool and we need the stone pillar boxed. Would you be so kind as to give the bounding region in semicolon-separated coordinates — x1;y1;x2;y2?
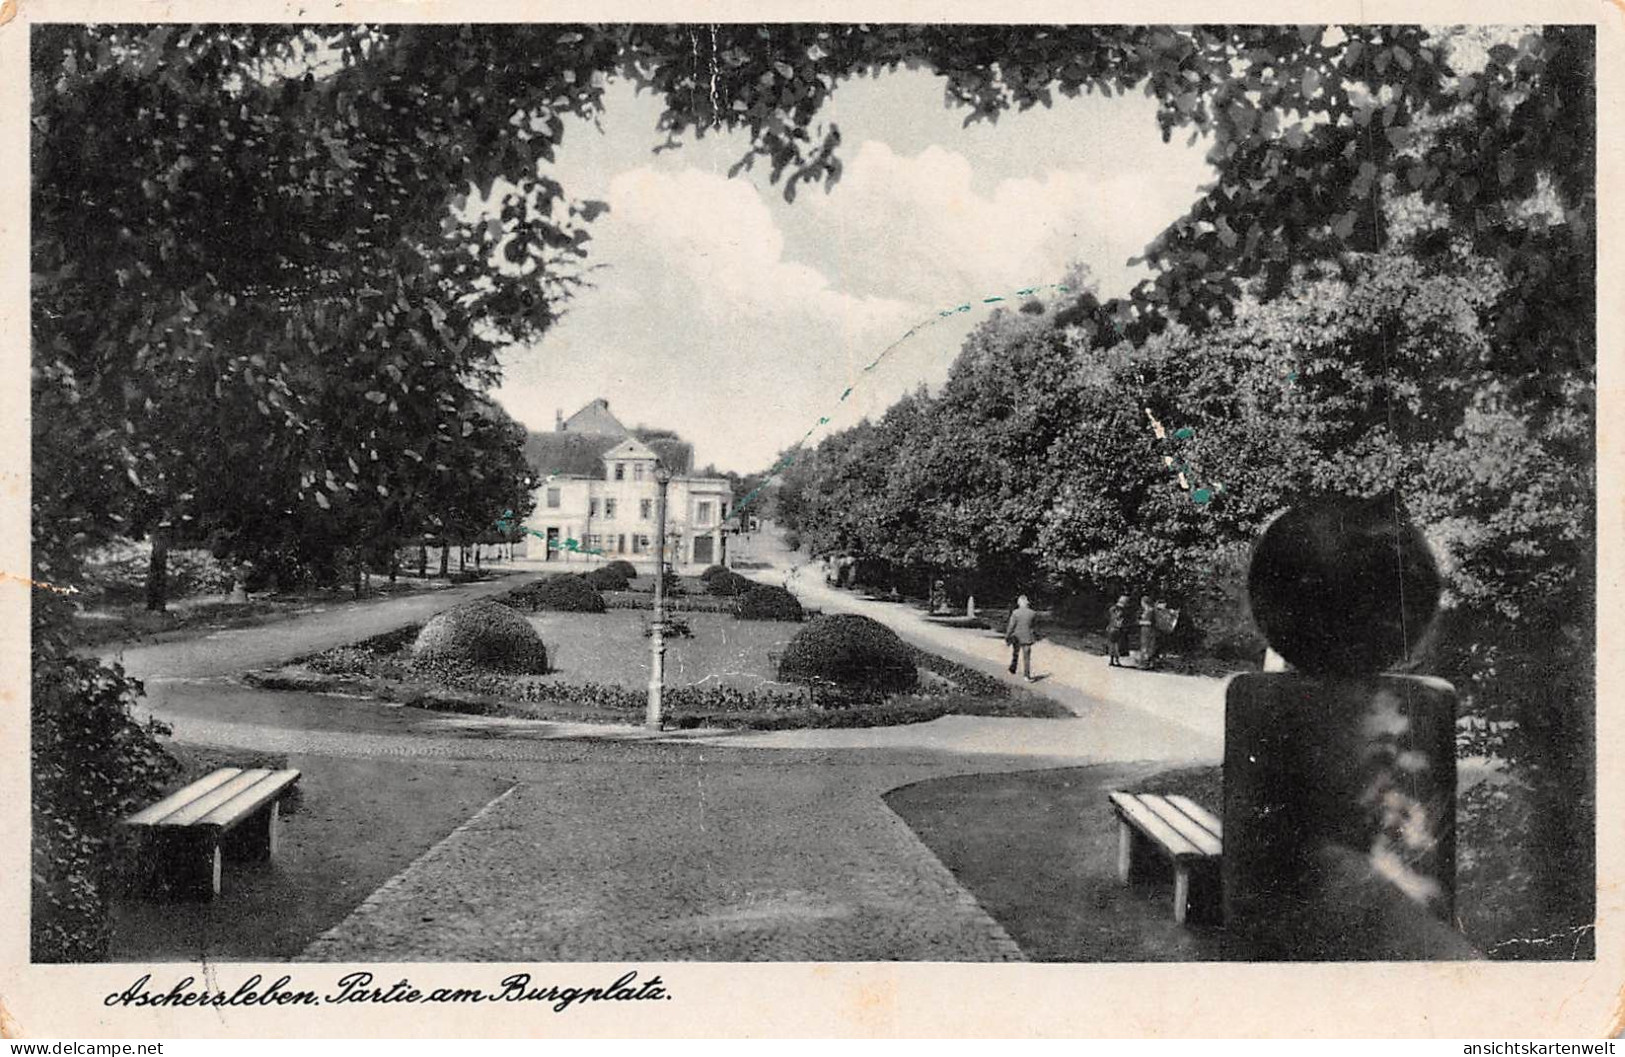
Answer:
1223;494;1477;960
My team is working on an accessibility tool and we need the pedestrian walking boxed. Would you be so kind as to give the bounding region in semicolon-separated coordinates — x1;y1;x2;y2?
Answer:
1138;594;1160;670
1106;594;1129;667
1005;594;1038;681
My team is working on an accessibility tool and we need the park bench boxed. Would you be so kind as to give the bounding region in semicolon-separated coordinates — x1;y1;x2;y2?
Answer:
1107;791;1223;925
124;767;301;900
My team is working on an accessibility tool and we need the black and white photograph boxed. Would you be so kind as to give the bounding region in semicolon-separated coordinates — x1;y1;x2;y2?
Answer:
4;4;1621;1040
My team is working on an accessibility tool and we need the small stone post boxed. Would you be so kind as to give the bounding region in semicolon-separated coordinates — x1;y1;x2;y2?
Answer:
1223;495;1477;959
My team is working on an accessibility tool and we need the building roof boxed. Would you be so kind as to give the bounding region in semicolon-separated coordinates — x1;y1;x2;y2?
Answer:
560;398;630;437
524;432;622;478
524;431;695;479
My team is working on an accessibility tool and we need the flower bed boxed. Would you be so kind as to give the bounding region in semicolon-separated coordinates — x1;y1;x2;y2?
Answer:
601;592;740;614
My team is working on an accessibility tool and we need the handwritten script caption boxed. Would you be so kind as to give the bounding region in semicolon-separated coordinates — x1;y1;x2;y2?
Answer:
104;970;671;1014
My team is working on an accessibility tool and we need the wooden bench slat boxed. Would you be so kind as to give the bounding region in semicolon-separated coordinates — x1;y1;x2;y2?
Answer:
1108;792;1205;859
150;769;274;827
195;770;300;830
1165;794;1222;840
125;768;243;826
1138;795;1223;857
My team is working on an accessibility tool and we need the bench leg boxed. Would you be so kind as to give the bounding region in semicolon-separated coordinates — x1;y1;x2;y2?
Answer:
1173;865;1191;925
223;801;279;863
149;830;222;901
1116;820;1135;883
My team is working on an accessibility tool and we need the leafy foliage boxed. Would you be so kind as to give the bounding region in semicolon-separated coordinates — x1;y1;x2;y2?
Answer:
776;614;919;703
705;570;755;597
31;601;179;961
512;574;607;614
410;600;549;674
584;565;632;591
734;584;805;622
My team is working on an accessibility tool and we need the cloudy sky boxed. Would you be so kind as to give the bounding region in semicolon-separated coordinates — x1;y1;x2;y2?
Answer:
493;67;1215;474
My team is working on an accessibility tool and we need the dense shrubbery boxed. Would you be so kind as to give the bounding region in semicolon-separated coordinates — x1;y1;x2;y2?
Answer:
777;614;918;703
698;564;728;582
782;530;802;552
604;560;638;579
411;600;549;674
511;575;606;613
32;618;179;961
735;584;804;622
83;541;236;601
705;570;754;597
906;645;1011;698
584;565;631;591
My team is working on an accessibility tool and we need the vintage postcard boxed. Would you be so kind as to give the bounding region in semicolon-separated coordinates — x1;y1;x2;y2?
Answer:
1;0;1620;1040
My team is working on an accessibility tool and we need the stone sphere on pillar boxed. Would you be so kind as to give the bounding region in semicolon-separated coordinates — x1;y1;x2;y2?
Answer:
1247;494;1441;675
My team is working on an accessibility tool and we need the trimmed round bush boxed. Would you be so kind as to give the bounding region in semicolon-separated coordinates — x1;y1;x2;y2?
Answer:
411;600;549;674
706;570;754;597
735;584;804;623
698;564;728;582
513;575;606;613
604;560;638;579
776;613;918;702
585;565;631;591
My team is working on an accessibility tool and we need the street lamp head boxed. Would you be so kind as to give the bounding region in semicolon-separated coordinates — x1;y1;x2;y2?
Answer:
654;463;672;485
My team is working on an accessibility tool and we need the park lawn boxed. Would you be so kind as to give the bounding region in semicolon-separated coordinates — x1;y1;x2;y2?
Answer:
529;610;799;692
884;763;1589;962
246;607;1069;730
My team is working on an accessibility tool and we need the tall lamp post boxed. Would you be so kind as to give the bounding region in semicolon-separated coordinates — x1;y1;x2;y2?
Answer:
646;463;673;730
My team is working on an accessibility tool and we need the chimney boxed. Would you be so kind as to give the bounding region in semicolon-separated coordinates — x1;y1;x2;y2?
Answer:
555;409;564;432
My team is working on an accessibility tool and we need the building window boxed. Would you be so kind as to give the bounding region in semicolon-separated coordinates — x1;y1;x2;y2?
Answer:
617;534;627;554
588;498;598;517
696;501;713;526
546;488;561;509
586;534;600;550
634;463;645;482
637;534;651;552
614;463;625;481
604;499;617;520
631;534;643;554
640;499;652;520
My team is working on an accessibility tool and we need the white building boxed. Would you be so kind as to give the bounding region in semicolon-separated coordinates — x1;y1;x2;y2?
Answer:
520;398;733;570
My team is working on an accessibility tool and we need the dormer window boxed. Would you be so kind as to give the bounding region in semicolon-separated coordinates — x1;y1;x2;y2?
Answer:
614;463;625;481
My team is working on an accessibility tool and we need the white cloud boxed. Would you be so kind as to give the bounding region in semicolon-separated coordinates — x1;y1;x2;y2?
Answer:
794;140;1207;303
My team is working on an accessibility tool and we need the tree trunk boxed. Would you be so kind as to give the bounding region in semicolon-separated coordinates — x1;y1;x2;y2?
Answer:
145;531;170;612
458;544;466;573
438;543;448;577
352;555;363;600
475;545;482;570
418;542;428;578
389;554;399;584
